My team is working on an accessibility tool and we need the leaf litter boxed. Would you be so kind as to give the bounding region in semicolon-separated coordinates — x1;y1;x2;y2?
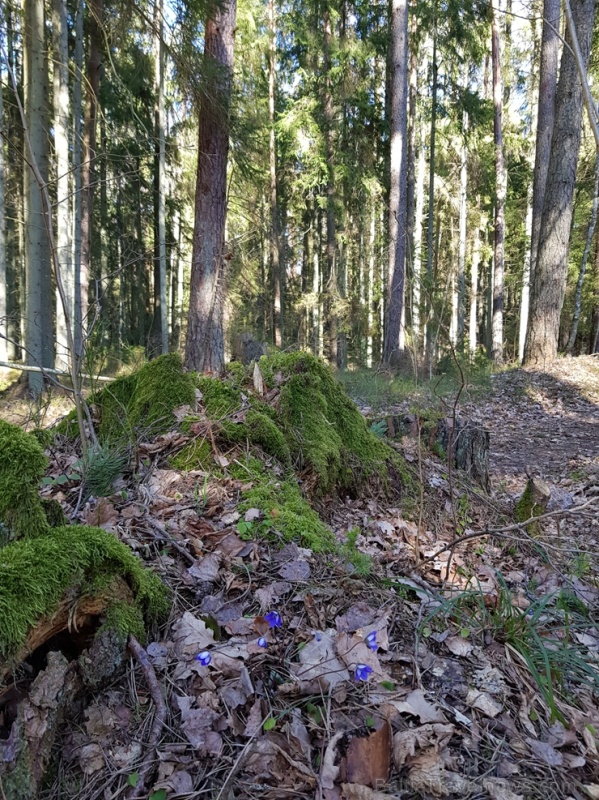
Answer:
20;356;599;799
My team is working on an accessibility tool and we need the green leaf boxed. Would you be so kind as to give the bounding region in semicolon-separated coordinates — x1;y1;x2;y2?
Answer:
365;716;375;728
380;680;395;691
263;717;276;731
422;626;432;637
127;773;139;787
460;627;470;638
56;474;69;484
40;477;54;486
149;790;167;800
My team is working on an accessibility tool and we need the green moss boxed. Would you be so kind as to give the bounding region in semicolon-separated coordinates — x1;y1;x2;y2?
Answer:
515;482;544;536
257;352;403;494
94;353;196;443
195;374;243;417
101;599;146;645
0;525;168;660
221;409;291;466
0;420;50;539
41;498;67;528
169;437;213;471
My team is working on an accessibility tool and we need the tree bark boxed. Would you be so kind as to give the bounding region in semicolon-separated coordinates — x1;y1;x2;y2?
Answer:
184;0;236;373
524;0;596;366
528;0;560;303
52;0;72;372
567;152;599;353
269;0;283;348
0;55;6;363
79;0;102;357
491;0;505;364
457;76;468;347
23;0;52;394
72;0;84;357
383;0;409;365
151;0;168;356
425;34;437;365
322;8;338;366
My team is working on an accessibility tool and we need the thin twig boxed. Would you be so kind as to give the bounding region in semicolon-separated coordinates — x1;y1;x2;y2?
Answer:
126;635;167;800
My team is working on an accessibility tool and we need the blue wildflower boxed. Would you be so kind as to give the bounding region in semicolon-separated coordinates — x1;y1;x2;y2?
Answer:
355;664;373;682
196;651;211;666
257;637;268;648
365;631;378;651
265;611;282;628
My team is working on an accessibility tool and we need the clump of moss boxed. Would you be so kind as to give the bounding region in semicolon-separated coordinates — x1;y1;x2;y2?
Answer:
221;409;291;466
0;420;50;539
0;524;168;660
94;353;196;443
41;498;67;528
169;437;213;471
257;352;406;494
230;456;335;552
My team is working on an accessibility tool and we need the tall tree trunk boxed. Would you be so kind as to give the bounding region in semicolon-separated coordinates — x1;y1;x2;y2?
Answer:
269;0;282;348
405;16;418;337
151;0;168;356
412;72;427;352
524;0;595;366
519;188;533;361
52;0;72;371
23;0;52;394
184;0;236;373
491;0;505;364
72;0;83;357
591;228;599;353
79;0;102;356
383;0;409;365
322;8;338;366
366;200;376;367
567;152;599;353
0;56;6;363
469;204;483;355
457;88;468;348
528;0;560;311
425;33;437;365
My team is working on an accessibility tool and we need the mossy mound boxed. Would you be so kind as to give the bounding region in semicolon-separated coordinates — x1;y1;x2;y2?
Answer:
0;525;168;660
57;353;196;444
0;420;50;539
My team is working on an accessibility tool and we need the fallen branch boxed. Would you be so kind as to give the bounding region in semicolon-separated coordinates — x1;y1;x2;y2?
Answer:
415;496;599;569
127;635;167;800
0;360;113;382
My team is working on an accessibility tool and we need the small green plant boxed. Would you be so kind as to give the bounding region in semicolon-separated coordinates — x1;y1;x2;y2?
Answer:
369;420;388;439
569;552;592;579
341;527;372;576
424;572;599;722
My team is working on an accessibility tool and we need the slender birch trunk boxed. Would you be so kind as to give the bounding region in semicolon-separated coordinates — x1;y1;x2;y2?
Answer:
457;74;468;347
72;0;83;357
425;34;437;364
269;0;282;348
469;206;483;355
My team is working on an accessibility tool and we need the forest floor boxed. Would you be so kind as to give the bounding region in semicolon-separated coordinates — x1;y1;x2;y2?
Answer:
2;355;599;800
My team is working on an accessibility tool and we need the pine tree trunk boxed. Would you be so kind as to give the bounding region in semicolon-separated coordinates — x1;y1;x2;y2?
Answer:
567;152;599;353
383;0;409;365
151;0;168;356
519;190;533;362
80;0;102;355
457;69;468;347
366;202;376;367
24;0;52;394
524;0;595;366
412;70;427;351
269;0;282;348
185;0;236;373
0;57;6;363
72;0;83;357
491;0;505;364
322;8;337;366
52;0;72;371
425;34;437;365
469;205;483;355
529;0;560;293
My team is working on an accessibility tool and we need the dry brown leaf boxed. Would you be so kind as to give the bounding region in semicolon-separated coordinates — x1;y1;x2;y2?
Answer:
187;552;221;582
408;756;479;797
393;724;455;769
444;636;473;657
341;784;397;800
172;611;215;658
482;777;524;800
525;737;563;766
79;743;105;775
394;689;447;723
243;698;263;738
320;731;344;790
342;720;391;788
295;631;350;690
465;689;502;718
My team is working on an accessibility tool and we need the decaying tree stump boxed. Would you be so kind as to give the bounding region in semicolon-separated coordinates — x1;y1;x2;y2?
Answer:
379;413;490;490
515;475;551;535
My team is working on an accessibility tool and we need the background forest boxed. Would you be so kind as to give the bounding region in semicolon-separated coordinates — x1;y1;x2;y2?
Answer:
0;0;598;392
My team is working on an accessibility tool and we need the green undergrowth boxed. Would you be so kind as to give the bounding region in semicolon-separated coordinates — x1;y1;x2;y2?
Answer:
229;457;335;553
57;353;196;444
0;525;168;660
424;573;599;723
0;420;168;661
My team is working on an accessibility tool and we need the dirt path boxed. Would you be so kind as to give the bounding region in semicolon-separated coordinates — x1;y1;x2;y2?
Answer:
464;355;599;486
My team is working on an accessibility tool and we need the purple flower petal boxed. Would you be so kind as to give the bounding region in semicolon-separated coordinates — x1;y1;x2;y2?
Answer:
365;631;378;651
257;636;268;648
196;651;211;666
265;610;282;628
355;663;373;682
